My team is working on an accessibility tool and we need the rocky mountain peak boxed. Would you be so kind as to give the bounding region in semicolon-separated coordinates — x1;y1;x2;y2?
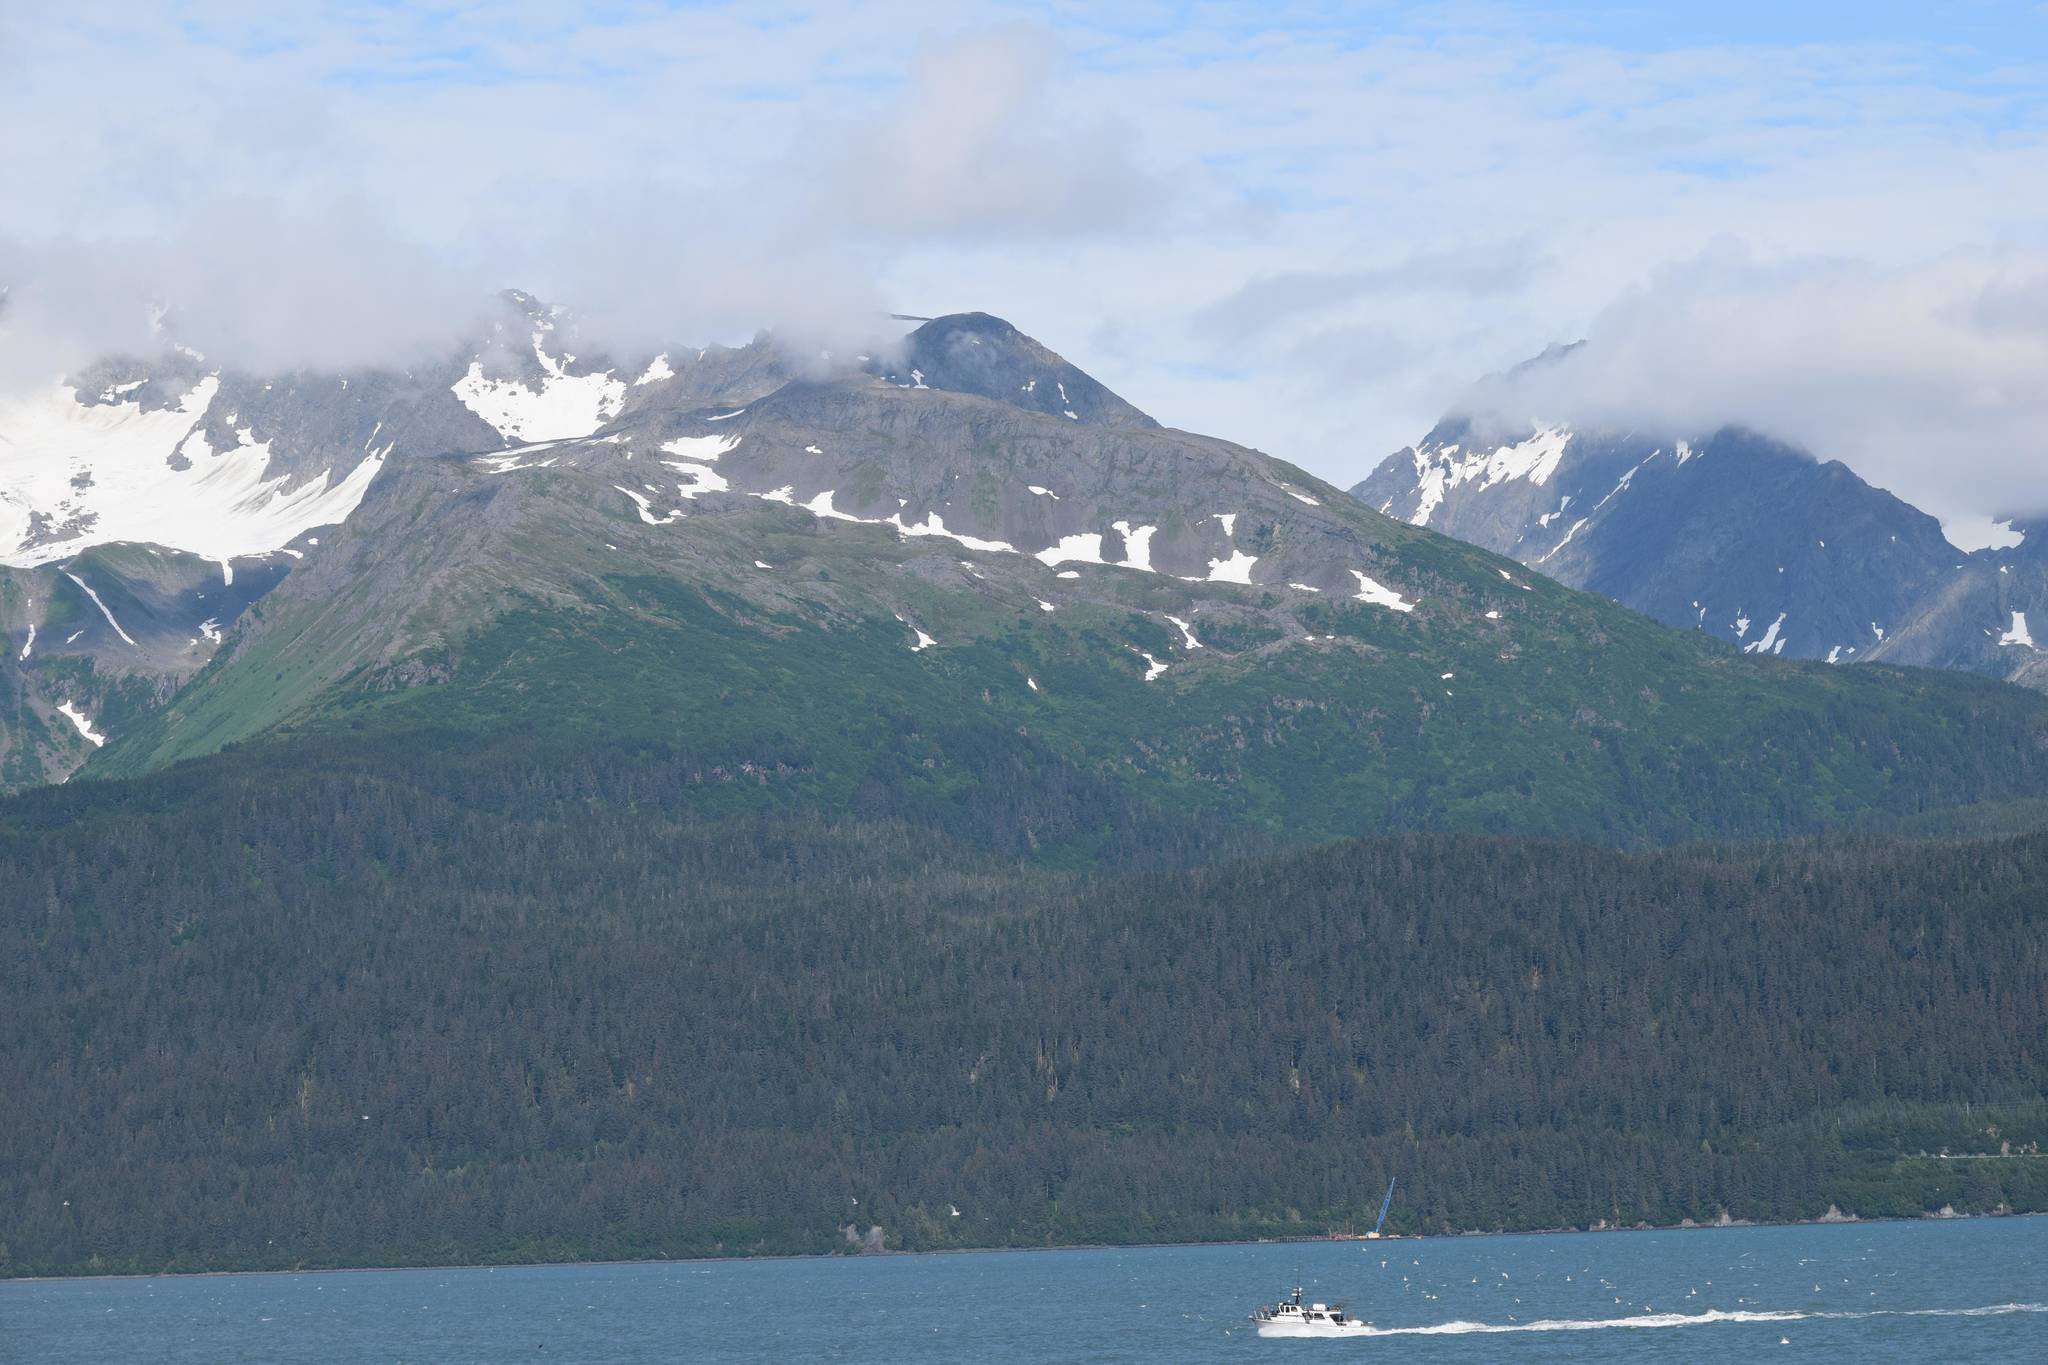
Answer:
1353;383;2048;691
871;313;1157;430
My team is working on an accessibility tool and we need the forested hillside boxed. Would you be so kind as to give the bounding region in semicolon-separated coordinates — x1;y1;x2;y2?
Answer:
5;738;2043;1276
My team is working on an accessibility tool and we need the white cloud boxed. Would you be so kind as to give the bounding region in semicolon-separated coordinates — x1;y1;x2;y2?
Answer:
830;24;1157;239
1467;242;2048;525
1;4;2045;521
0;201;496;381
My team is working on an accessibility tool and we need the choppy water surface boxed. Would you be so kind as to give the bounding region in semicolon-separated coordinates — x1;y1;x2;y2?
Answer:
7;1217;2044;1362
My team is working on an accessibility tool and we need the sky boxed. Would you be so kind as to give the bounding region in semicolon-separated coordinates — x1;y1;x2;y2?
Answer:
4;1;2047;537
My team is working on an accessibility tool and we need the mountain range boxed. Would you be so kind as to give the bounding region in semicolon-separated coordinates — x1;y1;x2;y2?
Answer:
6;298;2048;1276
3;299;2045;844
1351;398;2047;692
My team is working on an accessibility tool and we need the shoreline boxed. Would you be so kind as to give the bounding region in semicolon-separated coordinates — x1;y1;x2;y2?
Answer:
9;1207;2040;1286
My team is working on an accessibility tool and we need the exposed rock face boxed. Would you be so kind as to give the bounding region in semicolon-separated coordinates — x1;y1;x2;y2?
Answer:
4;305;1402;792
594;359;1366;593
1353;414;2048;689
870;313;1158;430
0;290;808;788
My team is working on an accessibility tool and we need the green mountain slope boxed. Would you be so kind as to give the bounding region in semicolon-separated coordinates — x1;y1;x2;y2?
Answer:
79;318;2048;846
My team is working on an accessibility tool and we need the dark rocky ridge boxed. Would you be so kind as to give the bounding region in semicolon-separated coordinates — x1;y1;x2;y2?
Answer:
872;313;1158;430
1353;412;2048;690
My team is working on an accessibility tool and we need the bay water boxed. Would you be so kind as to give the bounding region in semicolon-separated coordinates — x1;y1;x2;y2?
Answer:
6;1217;2043;1362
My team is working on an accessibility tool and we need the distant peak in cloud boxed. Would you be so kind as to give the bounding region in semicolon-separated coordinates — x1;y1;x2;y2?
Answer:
1459;243;2048;527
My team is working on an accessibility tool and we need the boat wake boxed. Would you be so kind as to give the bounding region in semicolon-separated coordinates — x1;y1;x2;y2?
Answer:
1354;1302;2048;1336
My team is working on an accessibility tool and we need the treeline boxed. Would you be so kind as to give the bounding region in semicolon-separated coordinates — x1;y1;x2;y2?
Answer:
3;741;2046;1276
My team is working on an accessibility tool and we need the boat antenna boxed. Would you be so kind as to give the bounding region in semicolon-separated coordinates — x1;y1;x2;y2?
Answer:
1372;1177;1397;1238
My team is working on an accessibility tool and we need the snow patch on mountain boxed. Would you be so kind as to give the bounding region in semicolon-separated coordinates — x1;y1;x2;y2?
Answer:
56;700;107;747
1351;571;1418;612
1112;521;1156;572
1206;549;1258;584
660;434;739;463
1536;518;1589;565
894;614;936;651
662;460;730;500
1592;452;1655;513
1037;533;1106;568
1998;612;2035;649
614;485;682;525
1407;427;1572;527
803;490;866;524
777;488;1021;555
894;511;1015;554
452;333;625;442
0;377;387;567
61;571;138;646
1743;612;1789;655
1943;514;2025;553
477;448;561;474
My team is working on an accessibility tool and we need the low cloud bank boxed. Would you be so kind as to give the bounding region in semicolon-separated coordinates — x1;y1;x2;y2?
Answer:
0;21;1145;387
1463;241;2048;534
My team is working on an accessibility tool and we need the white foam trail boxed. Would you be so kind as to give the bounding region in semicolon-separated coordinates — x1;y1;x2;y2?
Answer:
1355;1302;2047;1337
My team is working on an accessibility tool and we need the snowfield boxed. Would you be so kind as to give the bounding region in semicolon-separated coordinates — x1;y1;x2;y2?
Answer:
452;332;626;443
0;378;387;567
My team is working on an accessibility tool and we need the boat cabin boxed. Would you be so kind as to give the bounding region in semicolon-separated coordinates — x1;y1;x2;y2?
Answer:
1252;1284;1355;1327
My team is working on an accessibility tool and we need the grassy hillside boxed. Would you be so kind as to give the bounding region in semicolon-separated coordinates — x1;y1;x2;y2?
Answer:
85;476;2048;849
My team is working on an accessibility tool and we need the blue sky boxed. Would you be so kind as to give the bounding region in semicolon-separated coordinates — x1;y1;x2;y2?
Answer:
1482;0;2044;50
4;1;2047;526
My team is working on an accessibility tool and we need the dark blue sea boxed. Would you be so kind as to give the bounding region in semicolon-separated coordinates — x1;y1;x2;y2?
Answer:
6;1218;2044;1362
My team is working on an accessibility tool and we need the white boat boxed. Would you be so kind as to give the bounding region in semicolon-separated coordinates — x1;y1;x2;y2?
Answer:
1251;1283;1374;1338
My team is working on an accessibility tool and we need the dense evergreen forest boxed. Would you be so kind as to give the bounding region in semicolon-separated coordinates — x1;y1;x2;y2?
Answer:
3;737;2045;1277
